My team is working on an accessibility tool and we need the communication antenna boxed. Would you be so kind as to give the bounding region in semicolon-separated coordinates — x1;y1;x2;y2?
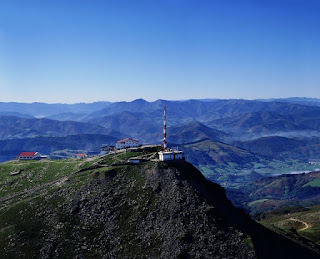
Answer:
181;132;185;153
163;105;167;151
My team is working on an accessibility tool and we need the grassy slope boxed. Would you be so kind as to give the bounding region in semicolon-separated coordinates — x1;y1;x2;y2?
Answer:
260;205;320;252
0;153;153;258
0;152;319;258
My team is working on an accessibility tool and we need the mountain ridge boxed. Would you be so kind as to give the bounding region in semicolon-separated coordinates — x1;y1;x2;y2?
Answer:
0;116;109;140
0;157;318;258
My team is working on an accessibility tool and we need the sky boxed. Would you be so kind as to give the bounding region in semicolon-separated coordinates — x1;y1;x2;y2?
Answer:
0;0;319;103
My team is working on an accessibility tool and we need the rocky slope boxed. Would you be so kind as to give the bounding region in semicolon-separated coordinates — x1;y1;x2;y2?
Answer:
0;158;319;258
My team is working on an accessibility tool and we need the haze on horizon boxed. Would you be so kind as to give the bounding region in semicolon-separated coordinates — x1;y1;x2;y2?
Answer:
0;0;319;103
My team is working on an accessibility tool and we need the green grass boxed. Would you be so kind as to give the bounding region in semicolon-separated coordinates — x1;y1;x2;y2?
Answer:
0;149;164;258
300;225;320;245
248;199;269;207
260;205;320;247
304;178;320;188
0;160;81;197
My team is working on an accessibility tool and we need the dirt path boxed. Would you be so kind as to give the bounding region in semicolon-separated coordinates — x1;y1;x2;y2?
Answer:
289;218;310;231
0;176;69;204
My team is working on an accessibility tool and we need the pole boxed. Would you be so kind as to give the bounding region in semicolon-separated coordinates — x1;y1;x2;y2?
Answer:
163;105;167;151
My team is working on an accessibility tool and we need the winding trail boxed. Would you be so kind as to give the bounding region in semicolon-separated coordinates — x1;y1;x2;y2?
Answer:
289;218;310;231
0;177;66;204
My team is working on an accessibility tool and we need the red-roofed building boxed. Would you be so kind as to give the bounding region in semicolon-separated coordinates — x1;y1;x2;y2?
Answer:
76;153;87;159
19;152;41;160
116;138;140;149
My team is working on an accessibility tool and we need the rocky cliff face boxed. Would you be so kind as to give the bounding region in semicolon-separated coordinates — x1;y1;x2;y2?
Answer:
1;159;319;258
70;162;256;258
50;161;254;258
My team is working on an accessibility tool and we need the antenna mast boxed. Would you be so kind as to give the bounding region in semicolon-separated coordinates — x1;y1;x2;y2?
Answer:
163;105;167;151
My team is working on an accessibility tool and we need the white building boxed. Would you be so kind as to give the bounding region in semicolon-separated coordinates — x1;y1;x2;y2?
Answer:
19;152;41;160
158;150;184;161
116;138;140;149
100;145;115;155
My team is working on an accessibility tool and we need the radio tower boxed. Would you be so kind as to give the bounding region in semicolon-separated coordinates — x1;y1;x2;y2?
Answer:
163;105;167;151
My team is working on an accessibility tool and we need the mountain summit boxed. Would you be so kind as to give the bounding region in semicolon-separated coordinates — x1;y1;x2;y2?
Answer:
0;156;318;258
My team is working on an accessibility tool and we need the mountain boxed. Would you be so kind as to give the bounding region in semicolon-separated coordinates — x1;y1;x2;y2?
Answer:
141;121;229;145
234;136;320;160
0;155;318;258
87;99;270;122
209;111;306;136
184;139;259;167
45;112;88;121
87;98;320;121
82;99;320;142
0;116;109;139
3;99;320;124
208;109;320;139
0;102;110;117
3;99;320;142
258;97;320;107
227;171;320;216
88;111;160;143
0;111;34;118
182;139;268;186
234;136;305;157
167;121;228;144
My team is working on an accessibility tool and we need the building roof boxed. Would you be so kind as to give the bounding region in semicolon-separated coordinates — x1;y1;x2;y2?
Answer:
117;138;139;143
19;152;38;157
76;153;87;157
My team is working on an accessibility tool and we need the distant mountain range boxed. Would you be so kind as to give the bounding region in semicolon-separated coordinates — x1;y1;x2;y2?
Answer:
2;97;320;163
0;101;110;117
258;97;320;107
0;116;109;139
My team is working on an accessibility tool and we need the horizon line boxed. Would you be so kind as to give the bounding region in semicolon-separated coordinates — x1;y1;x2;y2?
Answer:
0;96;319;105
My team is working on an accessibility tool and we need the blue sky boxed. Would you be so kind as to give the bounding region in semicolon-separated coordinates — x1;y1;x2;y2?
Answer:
0;0;319;103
